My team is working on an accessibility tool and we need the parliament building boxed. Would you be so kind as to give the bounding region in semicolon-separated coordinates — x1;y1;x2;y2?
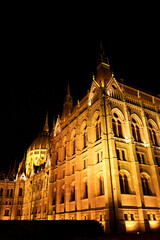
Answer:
0;46;160;234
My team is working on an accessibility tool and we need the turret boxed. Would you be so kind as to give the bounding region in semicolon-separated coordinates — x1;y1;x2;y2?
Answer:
96;41;112;87
61;83;73;122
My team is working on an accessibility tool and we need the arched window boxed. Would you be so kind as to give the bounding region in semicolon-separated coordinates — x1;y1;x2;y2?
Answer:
148;122;158;146
119;173;130;194
99;176;104;195
141;174;152;196
61;185;65;203
70;183;75;201
83;180;88;199
131;117;142;142
83;125;88;148
4;209;10;216
72;135;76;155
95;116;101;141
112;112;123;138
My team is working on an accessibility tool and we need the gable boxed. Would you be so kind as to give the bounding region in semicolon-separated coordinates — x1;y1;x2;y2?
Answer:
88;80;101;106
106;77;124;100
54;116;61;137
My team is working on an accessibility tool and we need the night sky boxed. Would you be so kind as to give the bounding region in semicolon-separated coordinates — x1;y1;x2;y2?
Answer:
1;4;160;173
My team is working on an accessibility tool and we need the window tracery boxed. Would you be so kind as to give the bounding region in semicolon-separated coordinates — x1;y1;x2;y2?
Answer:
119;171;131;194
141;173;153;196
112;112;123;138
148;122;159;146
131;117;142;142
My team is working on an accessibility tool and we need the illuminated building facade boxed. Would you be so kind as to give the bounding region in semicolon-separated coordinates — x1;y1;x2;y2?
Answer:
0;47;160;233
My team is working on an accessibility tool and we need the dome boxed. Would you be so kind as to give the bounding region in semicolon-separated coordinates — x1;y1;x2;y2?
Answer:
30;132;49;150
29;112;50;150
25;112;50;177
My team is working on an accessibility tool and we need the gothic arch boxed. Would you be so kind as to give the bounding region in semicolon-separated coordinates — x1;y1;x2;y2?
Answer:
111;108;125;121
119;169;131;178
62;135;67;146
71;128;76;139
148;119;160;146
148;119;159;131
130;113;143;142
119;169;132;194
131;113;143;127
111;108;125;138
96;170;104;196
92;110;100;125
80;120;88;149
80;119;87;133
140;172;153;196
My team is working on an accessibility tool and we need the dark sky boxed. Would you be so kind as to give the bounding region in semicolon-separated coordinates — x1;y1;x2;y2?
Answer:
1;4;160;173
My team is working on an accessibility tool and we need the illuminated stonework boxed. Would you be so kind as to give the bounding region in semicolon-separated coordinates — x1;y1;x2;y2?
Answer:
0;47;160;234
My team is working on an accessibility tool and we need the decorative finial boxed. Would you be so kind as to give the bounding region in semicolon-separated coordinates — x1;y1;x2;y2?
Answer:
92;73;95;82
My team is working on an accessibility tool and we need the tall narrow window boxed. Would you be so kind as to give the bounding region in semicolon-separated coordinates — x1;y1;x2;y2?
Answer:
117;120;123;138
73;139;76;155
61;189;65;203
71;185;75;201
141;175;152;196
148;123;158;146
83;125;88;148
95;116;101;141
83;181;88;199
119;173;130;194
112;113;123;138
116;149;120;160
131;118;142;142
136;152;146;164
99;176;104;195
63;145;66;160
4;209;10;216
122;150;126;161
116;148;127;161
84;159;87;169
10;189;13;197
97;153;100;163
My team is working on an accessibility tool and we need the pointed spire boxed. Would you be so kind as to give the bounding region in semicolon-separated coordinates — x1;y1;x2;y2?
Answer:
97;41;110;66
43;111;49;134
11;159;17;178
61;83;73;122
65;82;73;103
96;41;112;86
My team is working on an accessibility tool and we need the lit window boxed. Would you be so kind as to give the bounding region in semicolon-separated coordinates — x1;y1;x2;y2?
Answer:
112;113;123;138
119;173;130;194
141;175;152;196
136;152;146;164
131;118;142;142
148;122;158;146
95;116;101;141
116;148;127;161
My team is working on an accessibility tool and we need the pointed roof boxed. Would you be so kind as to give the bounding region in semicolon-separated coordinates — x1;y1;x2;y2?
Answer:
97;41;110;67
43;111;49;134
64;82;73;103
96;41;112;86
